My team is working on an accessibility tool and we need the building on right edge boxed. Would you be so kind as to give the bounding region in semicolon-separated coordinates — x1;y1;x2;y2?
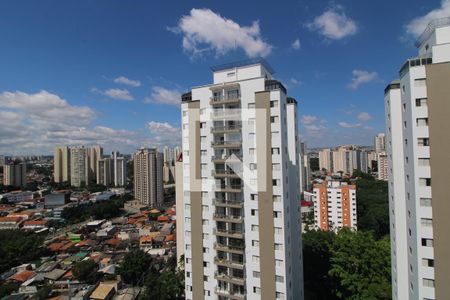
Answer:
386;18;450;300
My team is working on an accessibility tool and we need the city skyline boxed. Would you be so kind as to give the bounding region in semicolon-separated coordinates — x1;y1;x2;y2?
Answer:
1;0;448;155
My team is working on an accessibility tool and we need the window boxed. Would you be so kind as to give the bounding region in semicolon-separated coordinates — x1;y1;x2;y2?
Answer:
251;224;259;231
421;218;433;227
419;178;431;187
271;116;279;123
251;194;257;201
273;179;280;186
273;163;281;170
270;100;279;107
414;78;427;87
422;258;434;267
252;240;260;247
416;118;428;126
253;271;260;278
275;275;284;283
203;276;208;282
422;238;433;247
252;255;260;263
248;103;255;109
227;72;235;77
253;287;261;294
275;243;283;250
202;233;209;239
275;259;283;267
418;138;430;146
273;195;281;202
418;158;430;166
415;98;427;107
276;292;285;299
420;198;432;207
251;209;258;216
423;278;435;288
273;211;282;218
274;227;282;234
250;163;257;170
272;147;280;155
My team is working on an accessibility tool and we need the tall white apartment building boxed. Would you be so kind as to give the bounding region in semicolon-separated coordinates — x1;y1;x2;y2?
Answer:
97;157;114;186
374;133;386;153
87;145;103;184
133;148;164;207
70;146;88;187
377;152;389;181
112;151;126;186
4;163;27;187
312;181;357;231
181;59;303;300
319;148;333;172
54;146;70;183
386;18;450;300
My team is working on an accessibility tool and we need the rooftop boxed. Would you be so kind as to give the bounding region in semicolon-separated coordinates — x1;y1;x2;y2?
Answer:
210;57;275;74
416;17;450;47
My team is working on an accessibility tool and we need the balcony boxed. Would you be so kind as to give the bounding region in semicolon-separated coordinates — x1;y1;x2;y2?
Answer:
210;95;241;106
214;256;244;270
214;288;245;300
212;140;242;149
211;110;241;120
212;154;242;163
215;184;242;193
214;272;245;286
213;213;243;223
214;242;245;254
211;124;241;134
213;199;244;208
214;228;244;239
213;169;240;178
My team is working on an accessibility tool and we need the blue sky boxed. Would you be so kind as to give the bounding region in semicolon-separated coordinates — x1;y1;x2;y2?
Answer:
0;0;448;154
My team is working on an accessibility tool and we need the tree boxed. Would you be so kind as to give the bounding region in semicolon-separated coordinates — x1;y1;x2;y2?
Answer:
329;229;391;299
303;230;338;300
119;249;152;285
72;259;98;283
310;157;319;171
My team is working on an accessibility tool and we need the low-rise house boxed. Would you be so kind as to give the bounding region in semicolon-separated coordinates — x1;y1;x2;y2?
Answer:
22;219;48;231
0;216;23;229
90;282;116;300
9;270;36;283
43;268;66;284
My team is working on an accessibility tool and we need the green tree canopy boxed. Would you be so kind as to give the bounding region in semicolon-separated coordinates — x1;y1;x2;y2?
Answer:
118;249;152;286
72;259;98;283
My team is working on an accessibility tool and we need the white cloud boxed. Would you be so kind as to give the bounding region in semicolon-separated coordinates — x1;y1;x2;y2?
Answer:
92;88;134;101
290;78;302;86
170;8;272;58
348;70;379;90
0;90;181;154
338;121;361;128
147;121;179;134
357;112;372;122
144;86;182;106
292;38;301;50
307;5;358;40
301;115;318;125
406;0;450;37
113;76;141;87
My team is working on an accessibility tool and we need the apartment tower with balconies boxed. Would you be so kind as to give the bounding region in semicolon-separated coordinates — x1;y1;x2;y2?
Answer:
181;58;304;300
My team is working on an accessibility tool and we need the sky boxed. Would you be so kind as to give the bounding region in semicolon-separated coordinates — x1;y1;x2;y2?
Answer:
0;0;448;155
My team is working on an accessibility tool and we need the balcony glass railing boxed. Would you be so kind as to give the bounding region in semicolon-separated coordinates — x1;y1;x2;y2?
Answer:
210;94;241;102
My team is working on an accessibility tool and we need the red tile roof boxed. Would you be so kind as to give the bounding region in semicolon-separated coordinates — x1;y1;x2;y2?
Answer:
10;270;35;282
157;215;169;222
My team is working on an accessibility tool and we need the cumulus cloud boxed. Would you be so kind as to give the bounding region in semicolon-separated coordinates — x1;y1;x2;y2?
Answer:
169;8;272;58
146;121;181;148
147;121;179;134
144;86;182;106
113;76;141;87
307;5;358;40
338;121;361;128
92;88;134;101
357;112;372;122
0;90;180;154
290;78;302;86
406;0;450;37
292;38;301;50
348;70;379;90
301;115;318;125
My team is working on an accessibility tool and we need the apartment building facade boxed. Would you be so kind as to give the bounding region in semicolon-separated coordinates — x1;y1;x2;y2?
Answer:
312;181;357;231
181;59;303;300
133;148;164;207
54;146;70;183
4;163;27;187
374;133;386;153
70;146;88;187
386;18;450;300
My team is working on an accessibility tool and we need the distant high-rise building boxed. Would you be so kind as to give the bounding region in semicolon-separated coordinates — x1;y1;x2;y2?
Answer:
0;155;5;167
175;153;184;267
181;59;303;300
54;146;70;183
70;146;88;187
374;133;386;153
299;140;311;192
134;148;164;207
4;163;26;187
319;148;333;171
87;145;103;184
377;152;388;181
97;152;127;187
313;181;357;231
386;18;450;300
